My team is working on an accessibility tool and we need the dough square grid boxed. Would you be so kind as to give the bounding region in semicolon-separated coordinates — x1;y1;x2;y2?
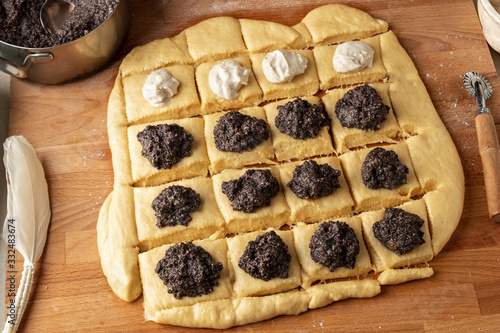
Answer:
99;5;464;328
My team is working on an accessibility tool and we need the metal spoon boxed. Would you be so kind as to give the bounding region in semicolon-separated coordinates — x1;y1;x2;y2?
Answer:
463;71;500;222
40;0;75;34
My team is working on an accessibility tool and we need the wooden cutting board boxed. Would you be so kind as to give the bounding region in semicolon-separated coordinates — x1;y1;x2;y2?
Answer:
5;0;500;331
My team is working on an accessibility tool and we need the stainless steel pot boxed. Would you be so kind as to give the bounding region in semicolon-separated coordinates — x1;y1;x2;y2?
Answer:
0;0;130;84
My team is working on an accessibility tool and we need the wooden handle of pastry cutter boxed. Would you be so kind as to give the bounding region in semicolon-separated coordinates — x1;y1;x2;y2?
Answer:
476;112;500;222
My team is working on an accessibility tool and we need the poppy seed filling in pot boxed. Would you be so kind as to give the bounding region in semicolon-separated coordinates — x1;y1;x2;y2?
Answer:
0;0;119;48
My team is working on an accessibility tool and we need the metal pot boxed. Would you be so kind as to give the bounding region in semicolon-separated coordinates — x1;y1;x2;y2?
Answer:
0;0;130;85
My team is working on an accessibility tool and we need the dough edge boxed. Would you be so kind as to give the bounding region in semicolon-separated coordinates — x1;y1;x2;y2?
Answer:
148;279;380;329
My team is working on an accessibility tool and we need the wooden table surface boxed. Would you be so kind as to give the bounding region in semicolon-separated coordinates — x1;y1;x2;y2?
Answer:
4;0;500;331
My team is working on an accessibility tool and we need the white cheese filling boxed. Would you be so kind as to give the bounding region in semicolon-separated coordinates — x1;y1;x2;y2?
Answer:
208;60;250;100
142;69;180;107
333;41;374;73
262;49;308;83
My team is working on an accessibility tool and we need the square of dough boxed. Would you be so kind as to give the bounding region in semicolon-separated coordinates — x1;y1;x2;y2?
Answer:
196;55;263;114
123;64;201;124
250;49;319;101
184;17;247;63
279;156;354;223
134;177;226;252
306;279;380;309
204;107;275;175
105;186;139;247
323;83;401;153
301;4;388;45
239;18;301;53
211;166;290;234
263;96;334;161
119;33;193;77
313;35;387;90
339;143;422;212
226;229;301;297
150;299;235;329
290;23;313;49
360;199;434;272
292;217;372;288
128;117;209;187
233;290;310;327
138;238;233;316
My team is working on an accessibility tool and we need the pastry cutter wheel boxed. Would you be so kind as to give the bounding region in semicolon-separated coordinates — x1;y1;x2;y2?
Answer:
463;71;500;222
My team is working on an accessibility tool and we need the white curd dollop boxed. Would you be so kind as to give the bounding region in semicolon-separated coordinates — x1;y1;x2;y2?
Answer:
208;60;250;100
142;69;180;107
333;41;375;73
262;49;308;83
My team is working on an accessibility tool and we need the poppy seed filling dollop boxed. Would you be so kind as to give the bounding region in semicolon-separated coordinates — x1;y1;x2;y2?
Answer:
151;185;201;228
287;160;342;199
275;98;330;140
372;207;425;255
137;123;193;169
213;111;270;153
361;147;409;190
309;221;360;271
221;169;279;213
335;84;390;131
155;242;223;299
238;231;291;281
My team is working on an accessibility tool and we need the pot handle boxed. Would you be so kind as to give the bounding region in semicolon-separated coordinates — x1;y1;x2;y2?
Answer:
0;53;53;78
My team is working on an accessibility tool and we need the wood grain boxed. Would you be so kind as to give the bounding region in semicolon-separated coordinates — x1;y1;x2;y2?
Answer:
4;0;500;332
475;112;500;221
